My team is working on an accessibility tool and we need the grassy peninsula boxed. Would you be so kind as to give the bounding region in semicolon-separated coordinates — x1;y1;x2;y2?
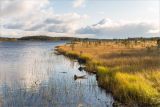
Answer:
56;38;160;106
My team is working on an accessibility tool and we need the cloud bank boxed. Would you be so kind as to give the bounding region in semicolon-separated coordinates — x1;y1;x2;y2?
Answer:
0;0;49;17
0;0;159;38
0;0;88;37
77;18;160;39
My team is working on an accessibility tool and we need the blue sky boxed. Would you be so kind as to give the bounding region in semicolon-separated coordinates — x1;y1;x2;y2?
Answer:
53;0;159;24
0;0;159;38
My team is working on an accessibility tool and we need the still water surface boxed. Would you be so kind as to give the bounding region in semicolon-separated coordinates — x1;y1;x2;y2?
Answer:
0;41;113;107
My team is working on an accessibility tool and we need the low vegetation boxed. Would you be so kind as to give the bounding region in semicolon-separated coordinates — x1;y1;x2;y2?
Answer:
18;36;79;41
0;37;17;41
56;38;160;106
0;36;88;42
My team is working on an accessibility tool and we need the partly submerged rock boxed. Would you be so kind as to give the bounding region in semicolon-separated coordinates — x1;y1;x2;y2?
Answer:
74;75;86;80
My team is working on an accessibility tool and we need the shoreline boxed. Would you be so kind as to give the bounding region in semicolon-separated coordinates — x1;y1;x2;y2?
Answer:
55;40;160;107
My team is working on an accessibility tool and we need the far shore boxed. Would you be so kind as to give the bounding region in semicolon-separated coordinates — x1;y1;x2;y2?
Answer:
0;36;79;42
0;36;159;42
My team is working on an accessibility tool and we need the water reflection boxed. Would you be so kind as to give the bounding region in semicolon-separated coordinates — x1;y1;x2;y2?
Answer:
0;41;113;107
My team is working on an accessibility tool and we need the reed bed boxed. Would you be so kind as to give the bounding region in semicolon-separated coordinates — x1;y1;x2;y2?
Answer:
56;39;160;106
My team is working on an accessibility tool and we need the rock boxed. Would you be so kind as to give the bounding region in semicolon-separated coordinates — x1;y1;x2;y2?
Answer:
74;75;86;80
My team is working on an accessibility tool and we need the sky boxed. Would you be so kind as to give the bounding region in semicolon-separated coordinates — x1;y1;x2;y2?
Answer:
0;0;159;39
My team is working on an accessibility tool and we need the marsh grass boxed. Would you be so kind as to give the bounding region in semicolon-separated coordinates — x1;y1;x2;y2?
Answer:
57;39;160;106
98;69;160;106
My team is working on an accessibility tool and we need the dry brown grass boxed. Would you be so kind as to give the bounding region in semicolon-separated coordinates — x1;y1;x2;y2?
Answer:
57;39;160;106
59;40;159;72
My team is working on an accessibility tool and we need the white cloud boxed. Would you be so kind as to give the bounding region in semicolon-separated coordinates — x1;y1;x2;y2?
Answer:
0;0;49;17
0;0;159;39
77;18;160;39
73;0;85;8
148;29;160;34
0;0;88;37
25;13;88;33
0;27;94;38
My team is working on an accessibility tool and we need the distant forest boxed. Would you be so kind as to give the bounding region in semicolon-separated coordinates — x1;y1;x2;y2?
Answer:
0;35;159;42
0;36;79;41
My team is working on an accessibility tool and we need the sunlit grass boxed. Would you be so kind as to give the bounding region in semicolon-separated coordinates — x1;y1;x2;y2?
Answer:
57;39;160;106
113;72;159;105
97;67;160;106
80;54;92;61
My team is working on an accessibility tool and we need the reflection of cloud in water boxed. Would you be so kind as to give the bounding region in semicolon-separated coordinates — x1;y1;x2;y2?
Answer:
0;42;114;107
1;78;113;107
19;46;56;90
0;42;58;92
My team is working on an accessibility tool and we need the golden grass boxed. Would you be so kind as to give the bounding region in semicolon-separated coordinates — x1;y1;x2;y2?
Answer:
56;39;160;106
98;69;160;105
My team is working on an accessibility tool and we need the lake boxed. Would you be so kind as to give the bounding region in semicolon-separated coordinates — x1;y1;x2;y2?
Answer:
0;41;113;107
